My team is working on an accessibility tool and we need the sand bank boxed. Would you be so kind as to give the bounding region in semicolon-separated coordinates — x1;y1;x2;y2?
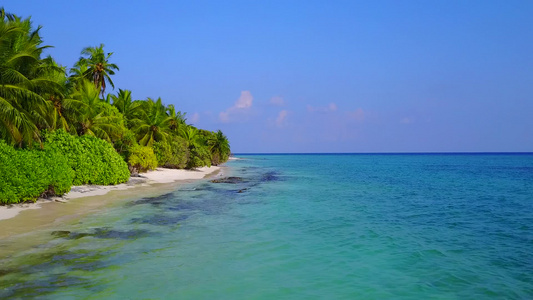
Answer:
0;166;221;222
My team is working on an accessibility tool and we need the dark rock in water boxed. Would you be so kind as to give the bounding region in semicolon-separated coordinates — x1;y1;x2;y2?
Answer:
130;214;189;226
67;232;93;240
166;201;197;211
261;171;279;182
237;188;249;193
0;268;14;277
211;177;244;184
60;227;153;240
90;227;152;240
126;193;173;207
49;251;88;263
51;230;71;238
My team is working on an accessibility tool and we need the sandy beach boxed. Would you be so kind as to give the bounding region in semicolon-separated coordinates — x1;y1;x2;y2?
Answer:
0;166;221;222
0;166;223;259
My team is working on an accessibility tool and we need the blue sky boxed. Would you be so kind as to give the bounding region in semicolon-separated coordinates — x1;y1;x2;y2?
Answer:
4;0;532;152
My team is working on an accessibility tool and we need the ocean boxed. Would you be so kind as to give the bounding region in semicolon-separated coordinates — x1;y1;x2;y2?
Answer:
1;154;532;299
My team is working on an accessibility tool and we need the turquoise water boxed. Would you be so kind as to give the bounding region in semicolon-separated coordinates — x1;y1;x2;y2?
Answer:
1;154;532;299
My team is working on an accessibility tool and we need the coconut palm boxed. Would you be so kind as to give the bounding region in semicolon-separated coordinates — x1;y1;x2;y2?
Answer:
74;43;118;98
68;58;89;90
180;125;212;168
110;88;142;123
129;97;171;146
36;55;77;133
0;7;15;22
208;130;230;165
179;125;200;147
166;104;186;133
0;10;60;147
68;80;124;141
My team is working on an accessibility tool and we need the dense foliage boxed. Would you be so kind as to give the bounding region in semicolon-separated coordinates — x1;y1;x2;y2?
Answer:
0;8;231;204
153;136;189;169
43;130;130;185
128;145;158;173
0;140;73;204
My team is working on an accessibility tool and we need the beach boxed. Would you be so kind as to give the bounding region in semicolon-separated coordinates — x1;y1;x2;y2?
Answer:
0;166;221;235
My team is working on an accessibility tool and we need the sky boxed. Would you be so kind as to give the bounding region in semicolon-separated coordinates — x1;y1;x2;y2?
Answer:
4;0;532;153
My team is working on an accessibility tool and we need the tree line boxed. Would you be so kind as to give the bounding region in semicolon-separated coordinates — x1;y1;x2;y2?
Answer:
0;8;231;203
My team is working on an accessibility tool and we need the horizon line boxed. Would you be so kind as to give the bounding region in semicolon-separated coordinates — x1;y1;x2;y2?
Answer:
232;152;533;155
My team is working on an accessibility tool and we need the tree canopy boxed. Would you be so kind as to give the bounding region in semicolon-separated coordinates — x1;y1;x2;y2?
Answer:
0;7;231;173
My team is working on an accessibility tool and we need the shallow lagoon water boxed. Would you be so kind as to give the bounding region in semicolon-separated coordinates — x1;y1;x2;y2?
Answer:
1;154;532;299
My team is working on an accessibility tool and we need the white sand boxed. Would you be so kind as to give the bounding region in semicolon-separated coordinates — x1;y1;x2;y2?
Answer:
141;166;220;183
0;202;44;221
0;166;221;221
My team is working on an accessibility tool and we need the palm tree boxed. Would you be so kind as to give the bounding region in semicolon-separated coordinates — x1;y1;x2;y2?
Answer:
0;10;60;147
208;130;231;165
129;97;171;146
68;58;89;90
180;125;212;168
166;104;186;133
110;88;142;123
0;7;15;22
69;80;124;141
37;55;76;133
180;126;200;147
74;43;118;98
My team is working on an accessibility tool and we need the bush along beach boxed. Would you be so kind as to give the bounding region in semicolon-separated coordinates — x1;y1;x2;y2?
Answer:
0;8;230;204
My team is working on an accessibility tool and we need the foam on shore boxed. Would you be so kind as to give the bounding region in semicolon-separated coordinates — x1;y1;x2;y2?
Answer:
0;166;221;222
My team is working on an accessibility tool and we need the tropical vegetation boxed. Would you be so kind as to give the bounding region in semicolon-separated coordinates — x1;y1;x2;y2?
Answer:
0;8;231;204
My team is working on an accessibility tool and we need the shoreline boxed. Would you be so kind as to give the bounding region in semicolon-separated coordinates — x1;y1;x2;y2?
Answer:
0;166;222;222
0;166;224;259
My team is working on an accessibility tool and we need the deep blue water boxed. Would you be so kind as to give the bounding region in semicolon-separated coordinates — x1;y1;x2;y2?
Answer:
1;154;532;299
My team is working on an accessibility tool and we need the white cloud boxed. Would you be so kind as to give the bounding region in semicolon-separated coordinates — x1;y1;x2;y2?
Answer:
348;108;365;122
270;96;285;106
190;112;200;123
307;102;338;113
275;110;289;127
235;91;253;108
400;117;414;124
219;112;229;122
219;90;254;123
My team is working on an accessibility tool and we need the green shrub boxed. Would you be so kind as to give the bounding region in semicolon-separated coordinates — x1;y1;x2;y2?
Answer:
44;130;92;185
153;136;189;169
41;148;74;196
128;146;158;173
113;129;137;161
79;135;131;185
43;130;130;185
0;141;73;204
187;144;212;169
211;152;222;166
